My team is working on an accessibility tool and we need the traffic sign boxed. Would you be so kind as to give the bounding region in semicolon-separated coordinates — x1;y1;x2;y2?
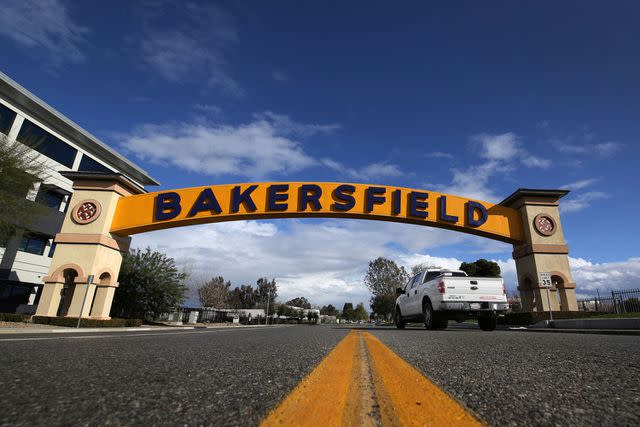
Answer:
539;272;552;288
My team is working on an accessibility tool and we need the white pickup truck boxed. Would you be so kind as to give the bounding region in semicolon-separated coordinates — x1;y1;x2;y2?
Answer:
395;269;508;331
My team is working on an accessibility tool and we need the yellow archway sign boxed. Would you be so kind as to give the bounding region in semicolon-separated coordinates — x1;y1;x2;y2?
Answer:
35;173;578;320
110;182;525;243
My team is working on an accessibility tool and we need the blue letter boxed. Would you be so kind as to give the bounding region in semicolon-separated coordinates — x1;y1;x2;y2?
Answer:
392;189;401;215
438;196;458;223
467;201;488;227
366;187;386;212
299;184;322;211
409;192;429;219
267;184;289;211
231;185;258;213
187;188;221;217
331;184;356;211
155;192;181;221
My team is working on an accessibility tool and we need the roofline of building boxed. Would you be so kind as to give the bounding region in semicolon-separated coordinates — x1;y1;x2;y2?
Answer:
499;188;570;208
0;71;159;187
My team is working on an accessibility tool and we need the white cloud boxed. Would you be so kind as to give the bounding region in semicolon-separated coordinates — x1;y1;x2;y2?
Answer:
561;178;599;190
560;191;608;213
427;152;453;159
120;111;399;182
433;132;553;202
594;142;622;157
433;161;502;202
473;132;551;168
396;254;465;271
135;2;242;95
322;159;403;181
570;257;640;296
254;111;340;137
521;155;552;169
119;113;340;180
0;0;87;66
553;138;623;158
193;104;222;116
131;212;638;308
474;133;520;161
558;179;605;212
132;218;469;308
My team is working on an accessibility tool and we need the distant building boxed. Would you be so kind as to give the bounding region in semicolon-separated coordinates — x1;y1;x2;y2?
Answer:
282;305;321;324
320;315;337;324
0;72;157;314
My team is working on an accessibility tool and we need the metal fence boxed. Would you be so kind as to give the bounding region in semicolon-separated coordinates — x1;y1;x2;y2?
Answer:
578;289;640;313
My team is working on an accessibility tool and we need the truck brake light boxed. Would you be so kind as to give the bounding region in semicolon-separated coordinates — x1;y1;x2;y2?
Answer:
437;281;445;294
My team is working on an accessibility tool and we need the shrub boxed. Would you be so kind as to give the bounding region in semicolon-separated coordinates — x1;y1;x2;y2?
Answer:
31;316;143;328
0;312;30;322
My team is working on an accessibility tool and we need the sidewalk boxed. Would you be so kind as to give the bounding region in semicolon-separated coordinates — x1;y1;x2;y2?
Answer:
0;322;277;335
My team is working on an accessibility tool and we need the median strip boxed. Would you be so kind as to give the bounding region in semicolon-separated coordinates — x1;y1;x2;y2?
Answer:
261;330;482;426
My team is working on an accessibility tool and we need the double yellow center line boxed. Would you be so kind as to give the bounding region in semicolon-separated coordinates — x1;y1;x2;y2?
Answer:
261;330;482;426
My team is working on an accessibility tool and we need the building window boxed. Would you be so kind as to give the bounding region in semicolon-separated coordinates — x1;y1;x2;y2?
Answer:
17;232;49;256
17;120;77;168
35;185;69;211
48;241;56;258
0;103;17;135
78;154;113;174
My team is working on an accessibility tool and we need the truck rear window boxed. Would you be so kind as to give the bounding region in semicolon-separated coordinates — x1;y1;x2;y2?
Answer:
442;272;467;277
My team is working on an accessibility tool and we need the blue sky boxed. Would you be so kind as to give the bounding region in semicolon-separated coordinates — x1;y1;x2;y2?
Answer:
1;1;638;307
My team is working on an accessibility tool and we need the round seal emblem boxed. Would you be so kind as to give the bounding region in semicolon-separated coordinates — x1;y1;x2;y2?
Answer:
533;214;556;236
71;199;102;224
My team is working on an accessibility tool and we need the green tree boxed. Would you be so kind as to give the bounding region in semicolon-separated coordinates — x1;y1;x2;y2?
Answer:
111;248;187;319
0;135;46;246
410;262;441;276
286;296;311;309
364;257;409;299
197;276;230;307
307;311;319;324
459;259;501;277
353;303;368;321
256;277;278;315
370;294;395;320
320;304;339;316
226;287;243;309
342;302;354;321
238;285;257;308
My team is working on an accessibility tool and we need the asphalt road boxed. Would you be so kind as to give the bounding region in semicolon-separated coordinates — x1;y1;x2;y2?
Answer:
370;325;640;426
0;325;638;426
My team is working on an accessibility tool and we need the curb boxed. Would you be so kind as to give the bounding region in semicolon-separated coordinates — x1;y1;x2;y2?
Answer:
517;328;640;336
0;324;280;335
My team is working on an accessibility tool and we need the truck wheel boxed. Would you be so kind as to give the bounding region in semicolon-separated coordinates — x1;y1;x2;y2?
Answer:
423;301;435;330
478;315;497;331
435;315;448;329
395;308;406;329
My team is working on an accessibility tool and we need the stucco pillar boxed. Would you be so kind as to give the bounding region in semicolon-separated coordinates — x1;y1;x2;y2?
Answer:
66;283;97;318
35;282;63;317
500;189;578;313
90;286;116;320
35;172;144;319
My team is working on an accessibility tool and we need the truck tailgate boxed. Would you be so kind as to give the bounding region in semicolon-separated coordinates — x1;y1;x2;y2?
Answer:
441;277;507;303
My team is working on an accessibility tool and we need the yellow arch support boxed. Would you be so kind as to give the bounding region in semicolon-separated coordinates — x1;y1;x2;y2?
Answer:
110;182;525;243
